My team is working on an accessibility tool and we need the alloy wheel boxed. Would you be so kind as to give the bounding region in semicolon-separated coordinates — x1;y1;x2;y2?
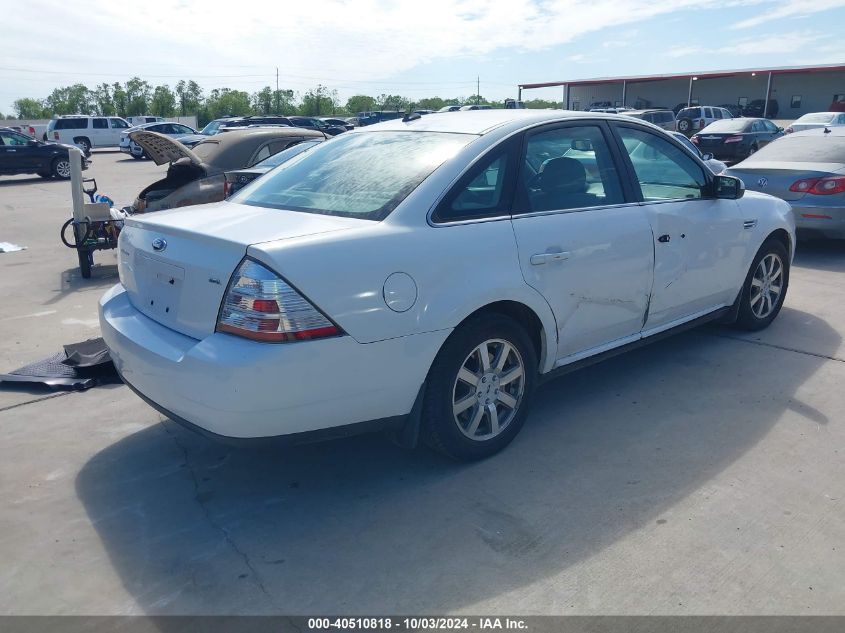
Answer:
452;339;525;441
55;159;71;178
750;253;784;319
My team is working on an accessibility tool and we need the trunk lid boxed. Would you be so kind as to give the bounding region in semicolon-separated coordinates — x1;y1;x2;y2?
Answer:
726;162;845;201
118;201;369;339
129;130;203;167
695;133;733;149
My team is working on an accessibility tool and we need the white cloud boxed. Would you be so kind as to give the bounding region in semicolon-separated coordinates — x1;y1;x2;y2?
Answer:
731;0;845;28
667;30;825;57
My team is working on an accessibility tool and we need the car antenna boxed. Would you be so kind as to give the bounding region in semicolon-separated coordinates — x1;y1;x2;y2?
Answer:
824;126;832;134
402;112;421;123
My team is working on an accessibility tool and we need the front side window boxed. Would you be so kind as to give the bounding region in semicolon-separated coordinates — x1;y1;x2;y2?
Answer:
235;131;474;220
617;126;707;202
0;131;30;146
517;125;624;213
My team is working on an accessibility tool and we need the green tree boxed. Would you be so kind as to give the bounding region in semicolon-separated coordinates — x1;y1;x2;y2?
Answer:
92;83;115;116
150;85;177;116
253;86;273;114
206;88;253;119
175;80;203;116
44;84;94;115
345;94;376;115
524;98;560;109
415;97;448;111
13;98;48;118
300;84;338;115
375;93;408;111
124;77;152;116
112;82;128;117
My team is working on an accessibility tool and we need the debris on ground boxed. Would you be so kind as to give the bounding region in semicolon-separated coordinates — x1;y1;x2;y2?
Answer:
0;338;119;390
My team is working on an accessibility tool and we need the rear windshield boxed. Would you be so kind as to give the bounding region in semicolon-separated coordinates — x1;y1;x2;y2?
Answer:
797;113;836;123
743;135;845;163
234;131;474;220
677;108;700;119
700;119;749;133
200;121;224;135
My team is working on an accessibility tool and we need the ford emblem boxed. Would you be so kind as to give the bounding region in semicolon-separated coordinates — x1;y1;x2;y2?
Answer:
757;177;768;188
152;238;167;252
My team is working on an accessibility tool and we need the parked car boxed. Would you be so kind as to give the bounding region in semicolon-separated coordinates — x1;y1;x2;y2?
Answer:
8;124;37;138
587;100;613;110
622;109;676;131
224;138;323;196
177;116;294;148
44;115;131;153
785;112;845;134
675;106;734;135
725;127;845;239
0;127;88;179
459;105;493;111
123;127;326;213
119;121;198;159
719;104;744;118
742;99;779;118
830;98;845;113
100;110;794;461
287;116;346;136
670;131;727;174
436;105;462;113
127;116;165;126
319;117;354;131
413;109;435;115
691;118;784;162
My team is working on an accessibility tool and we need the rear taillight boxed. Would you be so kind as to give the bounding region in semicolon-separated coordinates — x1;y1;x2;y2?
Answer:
216;258;342;343
724;135;743;143
698;119;705;128
691;135;699;144
223;180;232;198
53;132;60;140
789;176;845;195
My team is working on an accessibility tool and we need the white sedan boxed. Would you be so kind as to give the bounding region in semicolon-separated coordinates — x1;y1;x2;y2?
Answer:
119;121;197;159
100;110;795;460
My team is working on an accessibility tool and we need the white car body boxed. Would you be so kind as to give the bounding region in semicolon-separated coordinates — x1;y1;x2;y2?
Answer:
45;115;132;149
786;112;845;134
100;110;795;455
119;121;197;158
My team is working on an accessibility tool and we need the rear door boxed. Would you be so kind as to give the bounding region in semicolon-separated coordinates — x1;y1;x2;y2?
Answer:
612;123;748;331
509;121;655;363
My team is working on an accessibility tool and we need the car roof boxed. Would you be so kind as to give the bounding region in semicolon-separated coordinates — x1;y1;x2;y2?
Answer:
789;126;845;137
360;109;624;136
193;127;326;168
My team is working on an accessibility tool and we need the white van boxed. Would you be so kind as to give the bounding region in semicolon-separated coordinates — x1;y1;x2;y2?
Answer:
127;115;165;126
44;116;132;152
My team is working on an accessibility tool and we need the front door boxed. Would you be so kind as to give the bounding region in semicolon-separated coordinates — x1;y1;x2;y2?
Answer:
510;122;655;363
0;130;39;172
613;124;748;331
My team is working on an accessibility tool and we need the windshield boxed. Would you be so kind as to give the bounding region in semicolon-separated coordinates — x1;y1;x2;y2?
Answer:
743;135;845;163
234;131;474;220
200;121;223;135
797;113;836;124
255;140;322;168
700;119;749;133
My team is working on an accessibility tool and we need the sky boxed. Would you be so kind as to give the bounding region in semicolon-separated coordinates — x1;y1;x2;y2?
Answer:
3;0;845;114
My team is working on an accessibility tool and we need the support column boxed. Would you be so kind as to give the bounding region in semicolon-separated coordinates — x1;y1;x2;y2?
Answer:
687;76;694;107
763;72;773;118
622;80;627;107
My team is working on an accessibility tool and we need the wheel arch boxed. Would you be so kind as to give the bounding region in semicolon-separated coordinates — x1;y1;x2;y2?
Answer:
765;228;793;260
453;299;556;374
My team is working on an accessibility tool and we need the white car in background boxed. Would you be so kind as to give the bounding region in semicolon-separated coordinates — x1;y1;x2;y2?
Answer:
785;112;845;134
44;115;132;153
119;121;198;159
100;110;794;461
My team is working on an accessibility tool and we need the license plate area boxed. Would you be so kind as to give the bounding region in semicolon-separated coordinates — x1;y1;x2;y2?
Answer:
136;253;185;322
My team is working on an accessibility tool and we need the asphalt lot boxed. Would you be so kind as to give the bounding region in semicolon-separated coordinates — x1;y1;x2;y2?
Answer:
1;151;844;615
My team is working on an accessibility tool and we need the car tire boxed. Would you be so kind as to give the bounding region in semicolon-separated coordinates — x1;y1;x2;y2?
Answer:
734;238;789;331
747;144;758;157
74;137;91;154
422;314;537;461
77;249;93;279
51;157;72;179
677;118;693;134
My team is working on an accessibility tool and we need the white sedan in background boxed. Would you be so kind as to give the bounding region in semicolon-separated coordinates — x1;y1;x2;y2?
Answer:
119;121;197;159
786;112;845;134
100;110;794;461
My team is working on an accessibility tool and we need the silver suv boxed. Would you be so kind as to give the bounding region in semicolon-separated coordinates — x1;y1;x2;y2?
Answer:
622;109;676;131
676;106;734;136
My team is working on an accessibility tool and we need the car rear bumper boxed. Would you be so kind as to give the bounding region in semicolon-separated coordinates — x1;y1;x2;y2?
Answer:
99;284;447;439
791;204;845;238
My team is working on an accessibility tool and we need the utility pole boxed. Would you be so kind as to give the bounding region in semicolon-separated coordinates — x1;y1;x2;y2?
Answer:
275;67;279;114
477;76;480;105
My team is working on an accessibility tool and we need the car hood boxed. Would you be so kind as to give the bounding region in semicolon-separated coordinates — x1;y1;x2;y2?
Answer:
128;130;203;167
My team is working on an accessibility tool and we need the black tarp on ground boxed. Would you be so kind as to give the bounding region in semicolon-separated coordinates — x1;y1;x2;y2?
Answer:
0;338;120;391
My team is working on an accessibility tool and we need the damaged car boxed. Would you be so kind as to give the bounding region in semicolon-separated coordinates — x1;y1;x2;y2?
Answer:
125;127;326;213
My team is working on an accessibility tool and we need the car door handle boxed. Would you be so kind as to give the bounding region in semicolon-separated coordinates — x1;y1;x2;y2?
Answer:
530;251;569;265
657;234;670;243
743;219;758;229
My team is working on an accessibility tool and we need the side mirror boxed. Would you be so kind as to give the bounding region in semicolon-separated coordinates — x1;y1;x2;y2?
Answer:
777;127;784;132
27;139;40;146
713;175;744;200
702;152;714;161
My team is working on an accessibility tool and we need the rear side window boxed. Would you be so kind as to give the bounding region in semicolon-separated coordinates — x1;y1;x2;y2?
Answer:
617;126;707;201
110;118;129;129
516;124;625;213
93;118;108;129
434;137;518;222
704;108;713;118
55;118;88;130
